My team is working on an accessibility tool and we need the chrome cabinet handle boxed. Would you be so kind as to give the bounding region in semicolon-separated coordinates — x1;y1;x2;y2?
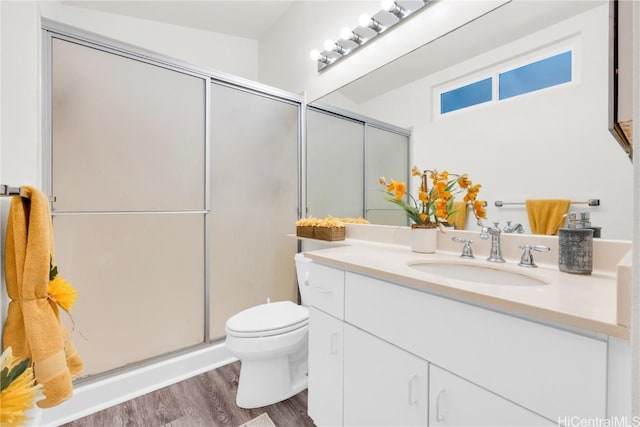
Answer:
313;286;332;294
408;375;419;405
303;271;309;287
330;332;339;355
436;388;446;422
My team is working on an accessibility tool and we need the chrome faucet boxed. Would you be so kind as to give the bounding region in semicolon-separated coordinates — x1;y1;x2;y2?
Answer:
480;221;506;263
503;221;525;234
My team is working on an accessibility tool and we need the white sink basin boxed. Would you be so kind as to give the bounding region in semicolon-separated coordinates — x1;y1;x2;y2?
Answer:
407;262;549;286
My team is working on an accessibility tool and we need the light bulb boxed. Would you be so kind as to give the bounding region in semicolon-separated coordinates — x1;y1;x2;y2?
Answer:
309;49;321;61
381;0;406;18
358;12;372;28
380;0;395;11
324;39;336;51
340;27;353;40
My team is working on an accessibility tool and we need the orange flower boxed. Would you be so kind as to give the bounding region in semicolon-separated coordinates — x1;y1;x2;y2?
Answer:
473;200;487;219
435;199;448;219
392;181;406;200
419;213;428;224
411;166;422;177
435;180;447;193
464;183;481;203
457;174;471;189
418;191;428;203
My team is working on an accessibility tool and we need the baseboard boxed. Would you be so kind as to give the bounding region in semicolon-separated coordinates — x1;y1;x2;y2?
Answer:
36;342;234;427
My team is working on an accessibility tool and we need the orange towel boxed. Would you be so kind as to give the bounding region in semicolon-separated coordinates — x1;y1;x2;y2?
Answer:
525;199;571;235
448;202;468;230
3;186;83;408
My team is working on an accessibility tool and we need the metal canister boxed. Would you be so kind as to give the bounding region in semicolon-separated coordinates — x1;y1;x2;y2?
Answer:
558;228;593;275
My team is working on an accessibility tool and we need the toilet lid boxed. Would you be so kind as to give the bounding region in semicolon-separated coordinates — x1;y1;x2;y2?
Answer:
226;301;309;336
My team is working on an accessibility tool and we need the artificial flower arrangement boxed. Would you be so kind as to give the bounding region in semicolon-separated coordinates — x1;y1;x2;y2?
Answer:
295;216;369;241
380;166;487;228
48;260;78;314
0;347;42;426
0;261;78;426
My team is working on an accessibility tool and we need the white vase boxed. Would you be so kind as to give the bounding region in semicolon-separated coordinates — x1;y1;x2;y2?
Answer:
411;227;437;253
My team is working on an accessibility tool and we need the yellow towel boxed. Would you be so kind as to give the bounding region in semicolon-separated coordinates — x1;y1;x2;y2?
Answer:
525;199;571;235
3;186;83;408
448;202;468;230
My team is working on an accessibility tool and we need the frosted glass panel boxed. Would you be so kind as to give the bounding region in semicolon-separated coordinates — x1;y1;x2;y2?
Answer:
366;126;409;226
51;38;206;211
209;84;299;340
307;110;364;218
53;214;205;377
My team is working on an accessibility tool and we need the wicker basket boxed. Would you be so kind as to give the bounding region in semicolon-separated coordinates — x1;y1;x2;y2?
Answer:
296;225;345;241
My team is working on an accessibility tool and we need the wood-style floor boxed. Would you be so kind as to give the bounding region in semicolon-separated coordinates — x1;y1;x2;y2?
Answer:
62;361;316;427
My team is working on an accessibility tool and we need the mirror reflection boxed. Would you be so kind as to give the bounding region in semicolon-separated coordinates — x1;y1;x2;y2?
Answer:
310;0;633;240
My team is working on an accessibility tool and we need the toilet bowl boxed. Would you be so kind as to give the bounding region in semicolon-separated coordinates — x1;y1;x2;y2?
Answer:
225;253;312;409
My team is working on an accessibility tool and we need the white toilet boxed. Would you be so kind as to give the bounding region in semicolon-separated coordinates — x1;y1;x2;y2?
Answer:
225;253;311;408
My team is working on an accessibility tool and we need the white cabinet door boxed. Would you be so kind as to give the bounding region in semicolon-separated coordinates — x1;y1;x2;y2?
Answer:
429;365;555;427
308;307;343;427
344;324;428;427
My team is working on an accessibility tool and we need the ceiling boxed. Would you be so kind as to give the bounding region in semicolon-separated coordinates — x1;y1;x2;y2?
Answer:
61;0;295;39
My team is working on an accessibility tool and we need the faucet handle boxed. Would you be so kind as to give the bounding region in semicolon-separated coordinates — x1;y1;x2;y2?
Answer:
452;237;474;259
518;244;551;268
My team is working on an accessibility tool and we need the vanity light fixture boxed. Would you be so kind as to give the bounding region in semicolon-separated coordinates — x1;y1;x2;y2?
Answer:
310;0;432;71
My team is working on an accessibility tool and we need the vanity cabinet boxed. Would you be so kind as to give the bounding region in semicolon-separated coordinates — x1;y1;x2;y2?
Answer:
429;364;555;426
306;261;610;427
344;323;428;426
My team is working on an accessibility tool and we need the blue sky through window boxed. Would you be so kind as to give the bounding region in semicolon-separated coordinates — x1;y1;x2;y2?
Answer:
499;51;572;100
440;78;492;114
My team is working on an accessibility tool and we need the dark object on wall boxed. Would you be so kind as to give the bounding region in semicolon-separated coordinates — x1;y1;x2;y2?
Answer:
609;0;633;162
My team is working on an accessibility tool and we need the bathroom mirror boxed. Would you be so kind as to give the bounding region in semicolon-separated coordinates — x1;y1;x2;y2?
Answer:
311;0;634;240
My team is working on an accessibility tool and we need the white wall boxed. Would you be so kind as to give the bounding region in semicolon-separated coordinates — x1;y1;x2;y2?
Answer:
38;1;259;81
259;0;509;101
329;4;633;240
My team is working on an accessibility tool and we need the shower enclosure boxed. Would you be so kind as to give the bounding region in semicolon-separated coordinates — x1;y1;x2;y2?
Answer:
44;23;301;378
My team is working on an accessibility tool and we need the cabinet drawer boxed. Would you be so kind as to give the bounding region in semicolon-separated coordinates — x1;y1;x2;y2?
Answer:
345;272;607;421
306;263;344;319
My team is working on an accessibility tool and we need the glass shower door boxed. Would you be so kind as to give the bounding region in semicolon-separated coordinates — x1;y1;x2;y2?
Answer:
209;83;300;340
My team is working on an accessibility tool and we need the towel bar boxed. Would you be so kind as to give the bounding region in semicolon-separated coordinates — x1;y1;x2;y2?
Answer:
495;199;600;207
0;184;21;196
1;184;56;202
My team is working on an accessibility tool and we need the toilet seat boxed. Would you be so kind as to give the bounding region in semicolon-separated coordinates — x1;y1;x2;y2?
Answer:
226;301;309;338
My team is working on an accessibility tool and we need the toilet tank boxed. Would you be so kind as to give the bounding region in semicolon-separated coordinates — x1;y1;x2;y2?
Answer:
294;253;312;306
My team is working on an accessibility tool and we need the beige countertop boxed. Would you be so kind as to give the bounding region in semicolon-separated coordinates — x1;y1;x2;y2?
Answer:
301;226;630;339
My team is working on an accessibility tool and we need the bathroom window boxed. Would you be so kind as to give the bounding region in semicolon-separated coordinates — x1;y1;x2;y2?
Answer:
436;45;575;117
440;78;493;114
498;51;572;100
